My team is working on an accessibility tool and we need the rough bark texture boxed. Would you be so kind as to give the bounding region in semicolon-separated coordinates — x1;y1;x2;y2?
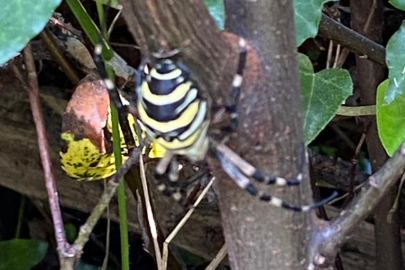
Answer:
2;67;405;269
219;1;314;269
350;1;403;269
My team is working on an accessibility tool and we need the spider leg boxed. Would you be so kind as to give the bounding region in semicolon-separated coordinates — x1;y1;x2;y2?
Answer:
214;142;305;186
93;43;136;149
224;37;247;132
154;152;186;204
94;44;126;113
167;157;187;204
214;149;337;212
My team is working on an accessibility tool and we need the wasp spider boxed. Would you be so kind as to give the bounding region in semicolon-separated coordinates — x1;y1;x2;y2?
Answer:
95;37;336;212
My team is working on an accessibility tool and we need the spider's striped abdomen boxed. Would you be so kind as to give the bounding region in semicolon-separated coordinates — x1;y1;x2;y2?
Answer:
137;59;210;161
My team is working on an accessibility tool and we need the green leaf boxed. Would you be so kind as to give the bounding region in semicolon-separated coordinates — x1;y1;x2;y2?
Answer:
384;20;405;104
300;53;353;144
389;0;405;11
294;0;338;46
0;0;62;65
92;0;120;9
0;239;48;270
204;0;224;29
66;0;113;60
377;79;405;156
65;223;78;243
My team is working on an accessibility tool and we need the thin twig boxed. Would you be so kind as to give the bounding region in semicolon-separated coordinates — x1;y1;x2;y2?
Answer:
22;44;71;256
354;132;367;158
73;141;146;253
139;153;162;269
39;29;81;84
205;244;228;270
363;0;377;34
162;177;215;270
336;105;376;116
327;182;367;205
139;152;162;270
333;44;341;68
336;47;350;68
326;40;333;69
387;173;405;223
108;7;123;37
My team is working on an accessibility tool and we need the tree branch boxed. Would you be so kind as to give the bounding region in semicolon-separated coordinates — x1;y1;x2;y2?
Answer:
220;1;313;269
20;45;71;262
72;143;144;254
318;14;386;66
312;141;405;267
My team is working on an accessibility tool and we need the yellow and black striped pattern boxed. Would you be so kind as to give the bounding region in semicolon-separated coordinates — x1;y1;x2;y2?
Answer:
136;59;210;161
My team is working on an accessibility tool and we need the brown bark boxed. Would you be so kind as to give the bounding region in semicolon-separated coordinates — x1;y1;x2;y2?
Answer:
220;1;314;269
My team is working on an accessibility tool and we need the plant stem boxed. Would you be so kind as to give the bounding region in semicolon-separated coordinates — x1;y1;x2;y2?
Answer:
110;103;130;270
65;0;113;60
15;195;26;239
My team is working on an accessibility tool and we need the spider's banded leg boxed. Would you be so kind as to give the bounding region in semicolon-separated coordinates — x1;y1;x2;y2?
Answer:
154;151;174;190
251;143;307;185
168;157;180;182
224;37;247;132
154;152;186;203
167;158;187;204
93;44;135;148
124;59;150;117
94;44;125;112
215;150;337;212
215;143;305;186
135;58;149;90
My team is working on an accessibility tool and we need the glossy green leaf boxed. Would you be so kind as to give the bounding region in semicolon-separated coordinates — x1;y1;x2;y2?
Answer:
300;54;353;144
389;0;405;10
0;239;48;270
204;0;224;29
0;0;62;65
294;0;338;46
377;80;405;156
384;20;405;104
